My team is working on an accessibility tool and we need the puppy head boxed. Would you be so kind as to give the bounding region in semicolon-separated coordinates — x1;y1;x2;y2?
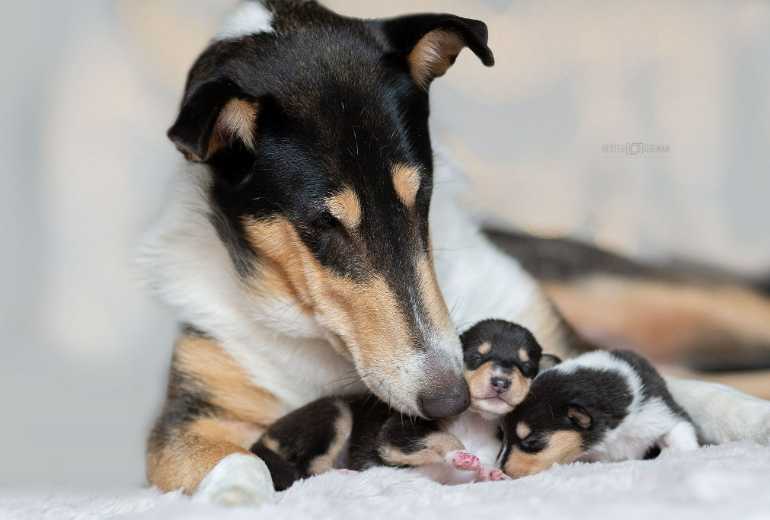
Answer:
500;366;632;478
164;1;495;418
460;320;558;417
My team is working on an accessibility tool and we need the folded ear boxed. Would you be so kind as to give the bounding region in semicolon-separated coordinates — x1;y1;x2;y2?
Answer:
567;404;593;430
539;354;563;371
381;13;495;89
167;80;259;163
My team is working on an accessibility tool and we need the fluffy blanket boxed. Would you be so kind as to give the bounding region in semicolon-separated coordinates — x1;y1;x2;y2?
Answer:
3;442;769;520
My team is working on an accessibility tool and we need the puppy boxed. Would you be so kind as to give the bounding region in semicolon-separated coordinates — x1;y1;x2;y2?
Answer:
501;350;699;478
252;319;557;489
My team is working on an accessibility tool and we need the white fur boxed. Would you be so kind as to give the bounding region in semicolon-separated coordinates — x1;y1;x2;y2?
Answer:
444;411;502;467
216;1;274;41
193;453;275;507
138;164;360;410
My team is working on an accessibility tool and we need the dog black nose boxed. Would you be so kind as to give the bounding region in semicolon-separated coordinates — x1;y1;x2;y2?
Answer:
418;378;470;419
491;377;511;393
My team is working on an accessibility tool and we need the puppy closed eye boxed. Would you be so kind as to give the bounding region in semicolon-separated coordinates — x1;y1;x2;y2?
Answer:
519;435;544;453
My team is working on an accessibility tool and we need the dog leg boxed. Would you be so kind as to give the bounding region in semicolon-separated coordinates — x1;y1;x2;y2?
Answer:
147;420;274;507
378;415;465;468
147;333;286;505
667;377;770;445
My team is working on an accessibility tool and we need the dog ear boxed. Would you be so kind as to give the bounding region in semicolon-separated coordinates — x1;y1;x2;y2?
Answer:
567;404;593;430
380;13;495;89
167;80;259;163
539;354;563;371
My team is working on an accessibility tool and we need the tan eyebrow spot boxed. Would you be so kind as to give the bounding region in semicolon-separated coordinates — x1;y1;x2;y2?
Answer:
518;348;530;362
325;188;362;229
477;342;492;355
392;164;422;208
516;422;532;440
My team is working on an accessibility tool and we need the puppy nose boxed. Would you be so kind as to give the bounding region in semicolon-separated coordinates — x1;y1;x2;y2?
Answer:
418;377;470;419
491;377;511;393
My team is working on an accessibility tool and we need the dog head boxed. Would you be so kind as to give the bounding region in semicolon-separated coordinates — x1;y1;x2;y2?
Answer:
500;363;632;478
460;320;558;418
165;1;494;418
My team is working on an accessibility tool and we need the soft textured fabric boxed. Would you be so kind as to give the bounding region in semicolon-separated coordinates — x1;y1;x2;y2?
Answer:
3;442;769;520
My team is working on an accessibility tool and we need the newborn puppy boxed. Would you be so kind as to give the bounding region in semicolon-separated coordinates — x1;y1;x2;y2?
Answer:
252;319;556;489
501;350;699;478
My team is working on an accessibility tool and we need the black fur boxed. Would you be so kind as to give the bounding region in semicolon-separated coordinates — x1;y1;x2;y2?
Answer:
611;350;691;421
461;319;544;378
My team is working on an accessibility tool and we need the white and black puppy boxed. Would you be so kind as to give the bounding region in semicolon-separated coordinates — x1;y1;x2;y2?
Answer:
501;350;699;478
252;320;558;489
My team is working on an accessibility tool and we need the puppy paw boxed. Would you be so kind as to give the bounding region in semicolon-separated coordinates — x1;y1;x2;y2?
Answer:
447;450;480;471
476;466;507;482
194;453;275;508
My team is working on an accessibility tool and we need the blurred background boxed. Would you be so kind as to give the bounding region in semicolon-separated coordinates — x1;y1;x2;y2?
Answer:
1;0;769;489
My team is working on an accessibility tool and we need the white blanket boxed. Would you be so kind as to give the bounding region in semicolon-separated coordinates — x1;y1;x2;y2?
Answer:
3;442;769;520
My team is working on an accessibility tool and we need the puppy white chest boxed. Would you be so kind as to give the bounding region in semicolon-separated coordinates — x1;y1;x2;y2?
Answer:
445;411;501;466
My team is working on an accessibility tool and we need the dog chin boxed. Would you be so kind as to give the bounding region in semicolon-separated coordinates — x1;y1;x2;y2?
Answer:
470;397;514;418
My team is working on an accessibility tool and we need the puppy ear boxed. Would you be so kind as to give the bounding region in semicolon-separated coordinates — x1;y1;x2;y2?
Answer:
567;404;593;430
167;80;259;163
380;13;495;89
539;354;562;371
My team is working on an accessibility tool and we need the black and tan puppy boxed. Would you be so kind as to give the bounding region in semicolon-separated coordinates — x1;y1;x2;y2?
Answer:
252;320;558;489
500;350;699;479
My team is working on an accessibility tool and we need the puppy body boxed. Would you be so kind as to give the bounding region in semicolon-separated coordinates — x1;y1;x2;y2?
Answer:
502;350;698;478
253;320;549;488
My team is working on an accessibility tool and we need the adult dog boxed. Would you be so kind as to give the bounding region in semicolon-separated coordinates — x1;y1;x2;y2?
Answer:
141;0;770;506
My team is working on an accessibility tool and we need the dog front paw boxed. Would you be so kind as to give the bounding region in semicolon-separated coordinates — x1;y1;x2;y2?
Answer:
194;453;275;507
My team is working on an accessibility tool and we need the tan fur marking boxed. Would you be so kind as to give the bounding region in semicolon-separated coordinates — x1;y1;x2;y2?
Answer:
408;30;465;89
189;417;264;450
518;348;530;362
516;422;532;440
477;342;492;355
308;401;353;475
260;434;282;455
392;164;422;208
243;217;413;387
379;432;464;467
175;334;285;426
147;434;249;495
417;255;453;333
326;188;362;229
466;362;529;407
466;361;496;398
503;431;584;479
208;99;258;158
503;369;531;407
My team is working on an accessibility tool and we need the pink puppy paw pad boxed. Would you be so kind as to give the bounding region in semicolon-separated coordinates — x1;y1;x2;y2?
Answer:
449;451;481;471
